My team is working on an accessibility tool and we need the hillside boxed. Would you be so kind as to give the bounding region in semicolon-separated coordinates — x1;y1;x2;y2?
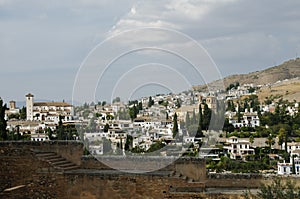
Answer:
256;78;300;102
194;58;300;91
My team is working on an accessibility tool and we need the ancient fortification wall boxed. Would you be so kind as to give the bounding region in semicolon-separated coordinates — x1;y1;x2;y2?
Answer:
1;141;298;199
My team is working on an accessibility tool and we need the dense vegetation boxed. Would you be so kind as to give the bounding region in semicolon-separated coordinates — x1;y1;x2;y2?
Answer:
244;177;300;199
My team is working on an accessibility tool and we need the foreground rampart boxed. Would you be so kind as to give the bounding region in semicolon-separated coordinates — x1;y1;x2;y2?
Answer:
0;141;298;198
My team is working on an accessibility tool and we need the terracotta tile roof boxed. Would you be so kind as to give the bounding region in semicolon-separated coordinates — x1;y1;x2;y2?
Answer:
33;102;72;107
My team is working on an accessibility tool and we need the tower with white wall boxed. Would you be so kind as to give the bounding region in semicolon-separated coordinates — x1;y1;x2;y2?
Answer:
26;93;34;121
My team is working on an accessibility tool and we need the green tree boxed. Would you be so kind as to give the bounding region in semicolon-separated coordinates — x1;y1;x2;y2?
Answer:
8;113;20;120
148;96;154;107
196;104;204;137
118;110;130;120
175;99;181;108
129;105;138;121
237;103;242;123
138;102;143;111
249;135;254;146
125;135;133;151
57;115;64;140
89;117;97;131
265;134;275;152
131;145;145;153
248;87;256;93
292;154;297;175
147;141;166;153
106;114;114;121
104;123;109;132
256;177;300;199
113;97;121;103
46;127;53;140
83;102;89;109
223;118;235;133
278;128;287;150
172;113;179;138
0;99;7;140
202;103;212;130
226;100;235;112
19;106;26;120
243;98;249;111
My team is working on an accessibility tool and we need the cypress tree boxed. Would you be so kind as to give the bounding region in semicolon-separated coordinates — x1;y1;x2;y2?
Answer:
203;103;212;131
196;104;203;137
0;99;7;140
57;115;64;140
172;113;179;138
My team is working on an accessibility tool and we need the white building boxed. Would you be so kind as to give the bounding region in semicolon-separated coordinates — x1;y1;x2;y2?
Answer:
133;118;161;129
26;93;73;123
31;133;49;142
282;142;300;153
89;145;103;155
278;151;300;175
229;111;260;128
223;136;255;160
183;136;195;144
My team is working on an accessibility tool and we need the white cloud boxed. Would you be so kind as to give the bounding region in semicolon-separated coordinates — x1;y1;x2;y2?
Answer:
130;6;136;15
1;0;300;101
165;0;211;20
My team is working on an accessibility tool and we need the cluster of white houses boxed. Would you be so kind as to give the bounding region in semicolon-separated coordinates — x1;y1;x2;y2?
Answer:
6;94;74;141
225;108;260;129
26;93;73;123
3;87;300;176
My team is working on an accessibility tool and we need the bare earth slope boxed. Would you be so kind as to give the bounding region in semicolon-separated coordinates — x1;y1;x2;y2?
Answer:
257;78;300;102
194;58;300;93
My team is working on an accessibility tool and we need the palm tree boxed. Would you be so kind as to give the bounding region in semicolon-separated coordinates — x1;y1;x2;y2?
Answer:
249;135;254;146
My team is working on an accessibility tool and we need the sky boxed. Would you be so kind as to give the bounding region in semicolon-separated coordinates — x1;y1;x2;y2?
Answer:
0;0;300;104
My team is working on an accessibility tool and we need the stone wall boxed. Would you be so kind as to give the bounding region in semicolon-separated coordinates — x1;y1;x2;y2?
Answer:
206;173;263;188
0;142;66;198
1;141;299;199
80;156;206;181
0;141;83;165
175;158;206;181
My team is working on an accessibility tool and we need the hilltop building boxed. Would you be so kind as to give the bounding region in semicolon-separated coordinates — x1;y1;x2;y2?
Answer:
26;93;73;123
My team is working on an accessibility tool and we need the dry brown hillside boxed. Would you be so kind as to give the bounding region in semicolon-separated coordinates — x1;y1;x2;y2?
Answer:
194;58;300;91
257;78;300;102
